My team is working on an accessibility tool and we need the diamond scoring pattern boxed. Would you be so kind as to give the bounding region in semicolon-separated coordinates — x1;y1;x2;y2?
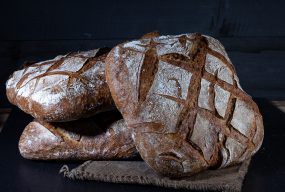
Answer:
122;34;260;167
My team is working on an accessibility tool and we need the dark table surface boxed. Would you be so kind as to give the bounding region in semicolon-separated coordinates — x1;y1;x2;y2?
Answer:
0;98;284;192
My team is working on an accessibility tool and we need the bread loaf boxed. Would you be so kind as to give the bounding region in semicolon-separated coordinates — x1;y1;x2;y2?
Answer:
106;33;264;177
6;48;114;122
19;117;137;160
5;32;160;122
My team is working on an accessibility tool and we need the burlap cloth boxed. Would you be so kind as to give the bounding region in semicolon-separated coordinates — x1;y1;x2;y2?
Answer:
59;159;251;192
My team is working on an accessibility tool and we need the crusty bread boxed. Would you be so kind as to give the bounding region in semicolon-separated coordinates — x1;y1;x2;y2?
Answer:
140;31;160;39
19;117;137;160
105;33;264;177
6;48;114;122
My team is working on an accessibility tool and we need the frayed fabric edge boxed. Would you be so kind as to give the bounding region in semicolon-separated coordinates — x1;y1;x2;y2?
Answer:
59;159;251;192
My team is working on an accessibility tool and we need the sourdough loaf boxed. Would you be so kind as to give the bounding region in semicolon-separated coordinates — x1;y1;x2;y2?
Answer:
105;33;264;177
6;48;114;122
19;117;137;160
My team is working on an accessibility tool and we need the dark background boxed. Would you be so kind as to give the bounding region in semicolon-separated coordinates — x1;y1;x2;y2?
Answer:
1;0;285;107
1;0;285;192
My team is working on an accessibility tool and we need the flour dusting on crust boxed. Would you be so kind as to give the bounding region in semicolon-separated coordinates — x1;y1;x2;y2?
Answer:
6;49;113;122
106;33;264;177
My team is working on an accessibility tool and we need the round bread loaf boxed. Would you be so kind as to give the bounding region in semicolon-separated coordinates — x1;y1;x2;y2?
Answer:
19;118;137;160
105;33;264;177
6;48;114;122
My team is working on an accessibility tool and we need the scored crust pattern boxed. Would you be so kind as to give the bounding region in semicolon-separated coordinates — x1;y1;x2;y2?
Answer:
6;49;114;122
19;119;137;160
106;33;264;177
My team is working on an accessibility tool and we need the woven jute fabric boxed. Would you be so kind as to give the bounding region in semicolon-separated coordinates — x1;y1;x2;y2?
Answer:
60;159;251;192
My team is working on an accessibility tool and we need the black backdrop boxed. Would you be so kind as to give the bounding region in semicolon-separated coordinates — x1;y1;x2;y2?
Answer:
1;0;285;107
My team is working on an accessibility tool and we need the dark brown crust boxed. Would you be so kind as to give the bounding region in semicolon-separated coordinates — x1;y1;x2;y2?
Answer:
6;49;114;122
140;31;160;39
19;117;137;160
105;33;264;177
137;40;159;106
